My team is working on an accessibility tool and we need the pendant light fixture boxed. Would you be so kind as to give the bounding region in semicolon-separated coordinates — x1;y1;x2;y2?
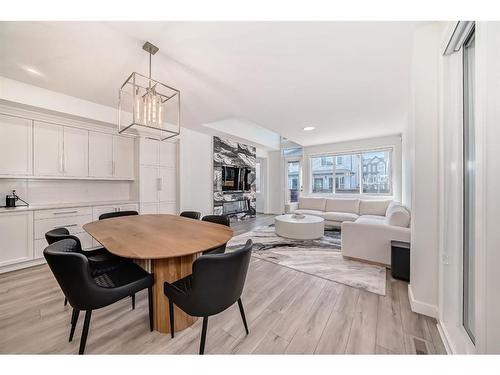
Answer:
118;41;180;140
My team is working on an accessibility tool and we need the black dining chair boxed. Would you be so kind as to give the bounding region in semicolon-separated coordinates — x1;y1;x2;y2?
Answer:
180;211;201;220
164;239;253;354
201;215;231;254
98;210;139;221
43;238;154;355
97;211;140;307
45;228;129;306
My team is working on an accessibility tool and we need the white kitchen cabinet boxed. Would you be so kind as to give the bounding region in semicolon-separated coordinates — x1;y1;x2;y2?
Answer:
159;141;177;167
140;165;160;203
140;202;159;214
159;167;177;202
63;127;89;177
140;138;159;166
0;212;33;267
113;136;135;179
34;121;64;176
89;131;113;178
138;138;178;215
0;114;32;176
159;202;176;214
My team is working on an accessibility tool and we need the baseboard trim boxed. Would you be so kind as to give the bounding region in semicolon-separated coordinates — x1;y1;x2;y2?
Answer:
436;322;454;354
408;284;439;318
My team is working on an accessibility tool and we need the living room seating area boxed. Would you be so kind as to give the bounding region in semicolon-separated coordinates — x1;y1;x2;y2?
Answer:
289;197;411;265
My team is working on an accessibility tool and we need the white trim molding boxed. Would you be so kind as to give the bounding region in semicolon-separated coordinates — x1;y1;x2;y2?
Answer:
408;284;439;319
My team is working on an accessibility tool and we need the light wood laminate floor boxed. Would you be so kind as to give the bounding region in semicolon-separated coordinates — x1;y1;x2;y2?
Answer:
0;214;446;354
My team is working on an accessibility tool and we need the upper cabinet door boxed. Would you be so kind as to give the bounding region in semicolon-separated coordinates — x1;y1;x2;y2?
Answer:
113;136;134;179
139;137;159;166
89;132;113;178
34;121;64;176
0;114;32;176
63;127;89;177
159;141;177;168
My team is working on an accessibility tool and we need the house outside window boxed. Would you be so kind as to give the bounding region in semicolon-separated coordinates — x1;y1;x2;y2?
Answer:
310;149;392;195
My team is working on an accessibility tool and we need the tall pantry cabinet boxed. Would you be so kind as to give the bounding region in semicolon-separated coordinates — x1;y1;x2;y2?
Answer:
137;138;178;215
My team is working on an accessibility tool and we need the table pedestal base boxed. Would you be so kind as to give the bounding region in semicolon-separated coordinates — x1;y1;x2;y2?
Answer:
151;254;199;333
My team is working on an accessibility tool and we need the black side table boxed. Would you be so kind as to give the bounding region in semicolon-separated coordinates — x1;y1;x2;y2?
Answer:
391;240;410;281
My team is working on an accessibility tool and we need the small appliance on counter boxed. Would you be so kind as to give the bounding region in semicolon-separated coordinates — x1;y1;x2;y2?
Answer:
4;190;29;208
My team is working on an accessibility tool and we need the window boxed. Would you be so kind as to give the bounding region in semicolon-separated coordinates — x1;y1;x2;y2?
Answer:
335;153;360;193
361;151;391;194
311;156;334;193
310;149;392;195
287;160;300;203
255;161;261;193
463;30;475;343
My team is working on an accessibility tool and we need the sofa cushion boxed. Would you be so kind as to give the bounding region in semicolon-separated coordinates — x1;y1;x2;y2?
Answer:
294;209;325;218
359;200;392;216
298;197;326;211
323;212;359;222
355;215;386;225
325;198;360;214
385;205;410;228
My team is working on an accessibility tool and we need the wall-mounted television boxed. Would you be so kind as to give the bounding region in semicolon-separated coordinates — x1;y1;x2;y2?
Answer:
222;166;251;192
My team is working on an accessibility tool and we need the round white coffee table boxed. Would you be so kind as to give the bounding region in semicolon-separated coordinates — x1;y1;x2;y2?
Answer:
274;214;325;240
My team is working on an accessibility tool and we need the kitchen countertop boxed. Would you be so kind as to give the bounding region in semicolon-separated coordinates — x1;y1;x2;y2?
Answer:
0;200;139;214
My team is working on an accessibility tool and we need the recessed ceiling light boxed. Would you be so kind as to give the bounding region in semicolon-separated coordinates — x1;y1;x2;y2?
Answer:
303;126;315;131
23;66;43;76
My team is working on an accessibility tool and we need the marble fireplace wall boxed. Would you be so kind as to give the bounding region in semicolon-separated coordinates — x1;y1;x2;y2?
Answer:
213;136;256;216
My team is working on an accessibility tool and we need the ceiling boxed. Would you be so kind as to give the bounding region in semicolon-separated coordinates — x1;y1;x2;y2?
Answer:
0;21;415;146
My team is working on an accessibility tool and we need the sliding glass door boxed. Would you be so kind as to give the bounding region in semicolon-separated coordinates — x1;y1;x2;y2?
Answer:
463;30;475;343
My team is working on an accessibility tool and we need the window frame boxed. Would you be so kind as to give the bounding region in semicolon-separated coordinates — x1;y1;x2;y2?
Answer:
309;147;393;196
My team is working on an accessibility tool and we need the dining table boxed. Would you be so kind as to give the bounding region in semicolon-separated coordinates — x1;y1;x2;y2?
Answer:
82;214;234;334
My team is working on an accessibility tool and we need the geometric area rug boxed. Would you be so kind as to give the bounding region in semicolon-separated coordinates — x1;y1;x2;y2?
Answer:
226;225;386;296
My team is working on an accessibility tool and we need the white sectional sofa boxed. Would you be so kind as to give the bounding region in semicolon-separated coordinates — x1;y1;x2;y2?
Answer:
288;197;411;266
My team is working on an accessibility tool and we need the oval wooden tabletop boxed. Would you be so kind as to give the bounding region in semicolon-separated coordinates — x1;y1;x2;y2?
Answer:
83;214;234;259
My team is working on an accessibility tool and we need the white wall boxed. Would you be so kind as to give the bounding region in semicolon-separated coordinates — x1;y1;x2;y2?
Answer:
179;127;213;216
407;22;442;318
267;150;284;214
302;134;403;201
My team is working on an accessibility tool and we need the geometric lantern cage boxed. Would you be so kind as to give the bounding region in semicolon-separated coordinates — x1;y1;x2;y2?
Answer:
118;42;180;141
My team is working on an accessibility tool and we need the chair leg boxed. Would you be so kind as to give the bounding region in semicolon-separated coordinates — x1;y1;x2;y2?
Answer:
131;294;135;310
148;286;153;332
238;298;249;335
169;300;175;338
199;316;208;355
69;308;80;342
78;310;92;355
64;297;68;306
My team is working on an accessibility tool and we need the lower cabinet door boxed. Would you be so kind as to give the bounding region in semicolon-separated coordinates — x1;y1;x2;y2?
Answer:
159;202;177;214
0;212;34;267
140;203;159;214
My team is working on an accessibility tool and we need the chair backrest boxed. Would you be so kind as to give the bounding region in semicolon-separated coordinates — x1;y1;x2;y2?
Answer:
180;211;201;220
45;227;83;252
190;239;252;315
43;239;100;310
99;210;138;220
201;214;230;227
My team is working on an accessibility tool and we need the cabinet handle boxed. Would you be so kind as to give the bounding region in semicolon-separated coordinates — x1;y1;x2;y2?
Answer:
157;177;163;191
54;224;78;229
59;154;64;173
112;161;116;176
53;210;78;215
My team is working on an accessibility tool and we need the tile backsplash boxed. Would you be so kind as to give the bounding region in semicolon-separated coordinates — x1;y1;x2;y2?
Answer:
0;179;133;206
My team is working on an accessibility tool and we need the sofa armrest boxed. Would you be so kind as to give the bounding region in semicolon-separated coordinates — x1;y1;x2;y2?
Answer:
341;221;410;265
285;202;299;213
